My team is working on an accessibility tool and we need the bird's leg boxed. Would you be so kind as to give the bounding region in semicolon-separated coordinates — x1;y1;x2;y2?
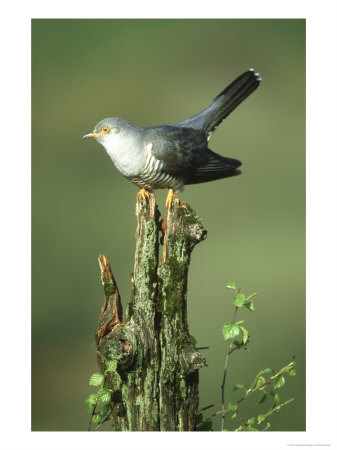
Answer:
165;189;180;209
137;187;152;201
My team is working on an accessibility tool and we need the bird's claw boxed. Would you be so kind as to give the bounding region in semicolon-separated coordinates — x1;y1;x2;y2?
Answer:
137;188;152;201
165;189;179;209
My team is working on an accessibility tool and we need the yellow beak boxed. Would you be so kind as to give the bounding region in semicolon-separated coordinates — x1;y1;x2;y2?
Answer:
82;132;102;139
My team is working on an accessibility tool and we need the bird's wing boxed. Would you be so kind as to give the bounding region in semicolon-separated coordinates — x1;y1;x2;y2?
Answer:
184;149;241;185
142;126;209;176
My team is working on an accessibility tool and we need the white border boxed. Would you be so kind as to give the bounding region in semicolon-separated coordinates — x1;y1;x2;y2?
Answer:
1;1;336;449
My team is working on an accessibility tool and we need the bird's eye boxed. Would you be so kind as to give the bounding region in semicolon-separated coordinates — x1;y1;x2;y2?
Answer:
101;126;110;134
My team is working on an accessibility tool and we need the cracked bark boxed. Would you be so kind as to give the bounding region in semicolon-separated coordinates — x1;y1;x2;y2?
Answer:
95;194;207;431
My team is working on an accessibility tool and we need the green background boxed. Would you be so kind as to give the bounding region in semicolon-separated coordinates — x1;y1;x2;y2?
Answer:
32;19;305;431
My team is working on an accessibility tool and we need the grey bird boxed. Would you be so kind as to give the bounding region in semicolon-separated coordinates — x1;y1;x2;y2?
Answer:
83;69;261;207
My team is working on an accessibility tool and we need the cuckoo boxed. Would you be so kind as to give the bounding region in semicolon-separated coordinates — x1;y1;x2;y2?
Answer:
83;69;261;207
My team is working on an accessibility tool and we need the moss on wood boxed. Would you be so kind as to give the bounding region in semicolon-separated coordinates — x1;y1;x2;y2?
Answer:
95;195;207;431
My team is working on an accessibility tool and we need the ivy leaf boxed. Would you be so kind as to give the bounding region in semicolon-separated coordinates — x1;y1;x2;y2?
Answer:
234;293;246;307
105;360;117;373
97;387;111;403
274;375;286;389
226;282;236;290
233;383;246;392
222;322;240;341
240;326;249;344
89;373;104;386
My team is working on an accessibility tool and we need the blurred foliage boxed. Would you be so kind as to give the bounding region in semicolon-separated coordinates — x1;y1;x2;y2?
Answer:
32;19;305;431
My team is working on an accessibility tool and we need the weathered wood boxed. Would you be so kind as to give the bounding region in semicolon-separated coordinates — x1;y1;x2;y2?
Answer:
95;194;207;431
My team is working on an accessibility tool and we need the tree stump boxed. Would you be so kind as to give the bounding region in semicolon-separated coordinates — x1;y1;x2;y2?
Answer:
95;194;207;431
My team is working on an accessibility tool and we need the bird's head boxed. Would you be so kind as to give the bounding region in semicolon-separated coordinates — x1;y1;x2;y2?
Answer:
82;117;125;147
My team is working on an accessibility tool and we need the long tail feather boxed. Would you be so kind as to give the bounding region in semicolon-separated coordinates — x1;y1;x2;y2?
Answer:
177;69;261;138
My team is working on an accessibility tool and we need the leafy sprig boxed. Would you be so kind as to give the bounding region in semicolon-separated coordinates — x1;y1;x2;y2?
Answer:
217;282;296;431
218;356;296;431
85;360;118;430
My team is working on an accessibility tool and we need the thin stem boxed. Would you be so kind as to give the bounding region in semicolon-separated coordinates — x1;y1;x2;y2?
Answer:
88;380;107;431
199;404;215;412
220;305;238;430
94;411;112;431
88;399;98;431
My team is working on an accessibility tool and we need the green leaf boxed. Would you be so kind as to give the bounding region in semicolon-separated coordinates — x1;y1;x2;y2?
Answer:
240;326;249;344
196;419;213;431
233;340;241;346
289;368;296;377
222;322;240;341
190;335;197;345
262;422;271;431
252;375;265;390
257;414;266;424
231;412;237;419
196;413;203;425
244;301;255;312
92;414;100;424
257;392;267;405
100;404;110;419
257;368;272;377
226;282;236;290
247;417;255;425
97;387;111;403
88;393;98;403
105;360;117;373
246;425;258;431
234;293;246;307
227;402;238;411
89;373;104;386
85;398;95;413
270;390;281;404
290;354;296;361
274;374;286;389
233;383;246;392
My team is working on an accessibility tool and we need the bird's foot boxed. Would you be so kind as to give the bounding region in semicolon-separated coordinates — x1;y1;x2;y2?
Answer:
137;188;153;201
165;189;180;209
